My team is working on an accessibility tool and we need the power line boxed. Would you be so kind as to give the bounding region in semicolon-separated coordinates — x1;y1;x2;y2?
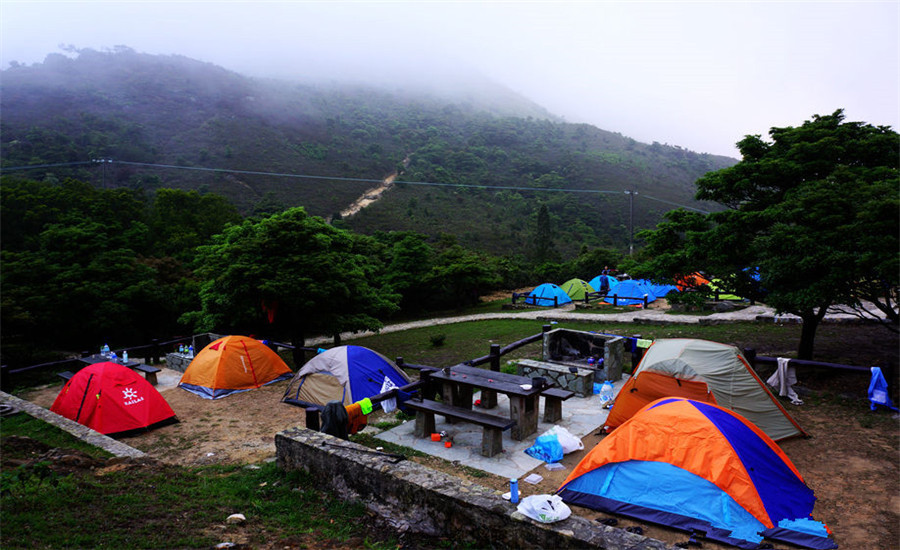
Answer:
1;158;712;213
0;161;94;172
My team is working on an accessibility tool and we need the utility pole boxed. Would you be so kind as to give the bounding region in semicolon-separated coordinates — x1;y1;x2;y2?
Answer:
624;189;638;255
92;158;112;188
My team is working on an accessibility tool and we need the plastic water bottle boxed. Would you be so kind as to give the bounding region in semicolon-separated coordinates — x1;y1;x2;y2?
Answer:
109;351;118;363
188;345;194;358
122;350;128;363
179;344;185;354
599;380;615;405
101;343;110;357
509;479;519;504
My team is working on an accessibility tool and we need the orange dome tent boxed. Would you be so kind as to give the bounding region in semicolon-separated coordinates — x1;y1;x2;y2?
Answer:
178;335;293;399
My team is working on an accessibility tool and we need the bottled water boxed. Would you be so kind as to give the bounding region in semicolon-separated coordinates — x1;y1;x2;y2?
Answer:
599;380;615;405
122;350;128;363
101;343;110;357
188;345;194;357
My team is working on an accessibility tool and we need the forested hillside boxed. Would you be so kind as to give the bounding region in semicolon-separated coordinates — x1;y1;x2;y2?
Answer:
1;48;735;256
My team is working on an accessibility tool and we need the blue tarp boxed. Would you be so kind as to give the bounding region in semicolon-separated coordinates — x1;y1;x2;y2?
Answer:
604;279;657;306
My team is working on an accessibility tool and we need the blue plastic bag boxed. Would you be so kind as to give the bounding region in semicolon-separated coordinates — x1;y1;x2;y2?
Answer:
868;367;898;411
525;434;564;463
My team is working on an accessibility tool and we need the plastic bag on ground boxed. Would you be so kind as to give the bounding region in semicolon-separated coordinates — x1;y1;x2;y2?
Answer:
541;425;584;454
517;494;572;523
524;434;564;463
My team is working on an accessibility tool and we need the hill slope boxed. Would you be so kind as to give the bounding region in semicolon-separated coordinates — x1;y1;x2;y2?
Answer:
0;48;736;256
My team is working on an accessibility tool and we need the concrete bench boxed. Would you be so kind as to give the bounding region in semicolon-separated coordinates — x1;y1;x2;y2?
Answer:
133;364;161;385
516;359;593;397
540;387;575;423
404;399;516;457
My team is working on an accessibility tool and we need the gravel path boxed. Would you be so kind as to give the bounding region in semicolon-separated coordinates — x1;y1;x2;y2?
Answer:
308;303;817;346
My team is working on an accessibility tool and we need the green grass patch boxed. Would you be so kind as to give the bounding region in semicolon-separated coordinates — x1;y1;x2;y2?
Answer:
1;413;113;460
355;318;806;370
0;450;397;549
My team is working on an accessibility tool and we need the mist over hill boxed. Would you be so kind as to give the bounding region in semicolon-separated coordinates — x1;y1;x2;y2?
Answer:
0;47;735;256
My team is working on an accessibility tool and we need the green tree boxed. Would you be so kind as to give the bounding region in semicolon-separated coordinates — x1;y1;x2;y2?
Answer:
532;204;555;264
635;110;899;359
186;208;399;365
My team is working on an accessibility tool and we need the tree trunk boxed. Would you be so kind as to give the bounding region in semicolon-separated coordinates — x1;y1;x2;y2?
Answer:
290;329;306;369
797;306;828;360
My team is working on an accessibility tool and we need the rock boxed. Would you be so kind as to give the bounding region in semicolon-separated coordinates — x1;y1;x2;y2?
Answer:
226;513;246;524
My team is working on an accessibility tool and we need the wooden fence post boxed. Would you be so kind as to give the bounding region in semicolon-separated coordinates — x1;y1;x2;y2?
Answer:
481;344;501;409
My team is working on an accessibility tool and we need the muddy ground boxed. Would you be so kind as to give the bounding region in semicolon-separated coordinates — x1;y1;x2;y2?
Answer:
15;321;900;550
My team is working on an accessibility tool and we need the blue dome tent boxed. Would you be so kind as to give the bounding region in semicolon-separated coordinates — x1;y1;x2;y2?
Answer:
525;283;572;307
588;275;619;294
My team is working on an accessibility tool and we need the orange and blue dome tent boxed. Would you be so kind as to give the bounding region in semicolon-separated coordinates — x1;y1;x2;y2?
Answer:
51;362;177;436
179;335;293;399
558;398;835;550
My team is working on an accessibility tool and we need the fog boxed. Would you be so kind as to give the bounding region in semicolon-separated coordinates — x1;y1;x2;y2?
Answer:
2;1;897;158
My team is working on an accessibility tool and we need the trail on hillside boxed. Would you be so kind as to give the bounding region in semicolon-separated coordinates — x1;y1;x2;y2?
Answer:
340;172;397;218
339;156;410;219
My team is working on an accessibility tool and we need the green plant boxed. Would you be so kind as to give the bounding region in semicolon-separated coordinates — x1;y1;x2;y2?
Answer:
429;334;447;347
666;289;708;311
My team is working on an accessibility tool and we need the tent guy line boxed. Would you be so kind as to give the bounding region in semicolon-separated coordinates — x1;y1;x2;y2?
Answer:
1;158;713;214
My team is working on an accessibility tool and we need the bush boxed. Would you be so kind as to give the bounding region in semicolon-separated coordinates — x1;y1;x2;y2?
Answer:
429;334;446;347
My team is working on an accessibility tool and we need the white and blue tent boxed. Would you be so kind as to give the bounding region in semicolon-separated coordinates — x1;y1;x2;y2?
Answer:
282;345;411;407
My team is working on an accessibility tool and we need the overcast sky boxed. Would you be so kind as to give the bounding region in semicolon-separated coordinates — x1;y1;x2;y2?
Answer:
1;1;897;158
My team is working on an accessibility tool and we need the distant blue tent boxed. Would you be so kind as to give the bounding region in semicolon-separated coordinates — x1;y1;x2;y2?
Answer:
525;283;573;307
588;275;619;294
605;279;656;306
645;280;679;298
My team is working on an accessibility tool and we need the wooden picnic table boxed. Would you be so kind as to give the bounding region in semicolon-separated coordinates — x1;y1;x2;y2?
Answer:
427;364;543;441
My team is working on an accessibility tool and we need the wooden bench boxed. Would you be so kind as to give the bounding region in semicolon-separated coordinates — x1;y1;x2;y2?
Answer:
58;371;75;382
540;387;575;423
133;364;161;385
404;399;516;457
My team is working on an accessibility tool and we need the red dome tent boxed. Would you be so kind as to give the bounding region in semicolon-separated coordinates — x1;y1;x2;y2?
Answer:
51;362;177;437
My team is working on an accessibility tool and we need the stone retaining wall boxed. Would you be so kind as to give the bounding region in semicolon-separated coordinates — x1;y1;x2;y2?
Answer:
0;391;145;458
275;427;676;549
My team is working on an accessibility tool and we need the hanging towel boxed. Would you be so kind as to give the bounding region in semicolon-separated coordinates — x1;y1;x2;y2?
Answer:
868;367;898;411
767;357;803;405
345;402;369;435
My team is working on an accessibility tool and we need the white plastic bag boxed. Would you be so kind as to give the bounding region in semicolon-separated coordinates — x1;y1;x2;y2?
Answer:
542;426;584;454
379;376;399;413
516;494;572;523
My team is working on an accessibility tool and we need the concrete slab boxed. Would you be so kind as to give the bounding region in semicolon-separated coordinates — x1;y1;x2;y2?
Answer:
375;376;628;479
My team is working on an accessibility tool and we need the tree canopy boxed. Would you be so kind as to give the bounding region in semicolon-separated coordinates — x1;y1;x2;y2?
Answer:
635;110;899;359
185;207;400;364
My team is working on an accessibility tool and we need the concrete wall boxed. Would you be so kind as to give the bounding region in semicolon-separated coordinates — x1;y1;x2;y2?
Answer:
275;427;675;549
